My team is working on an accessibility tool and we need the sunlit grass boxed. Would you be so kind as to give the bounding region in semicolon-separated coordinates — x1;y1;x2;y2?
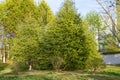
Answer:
0;65;120;80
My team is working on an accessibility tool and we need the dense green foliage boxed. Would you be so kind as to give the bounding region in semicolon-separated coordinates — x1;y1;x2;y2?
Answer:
0;0;104;71
0;2;5;26
37;0;54;26
39;0;103;70
10;18;40;68
2;0;36;35
85;11;101;29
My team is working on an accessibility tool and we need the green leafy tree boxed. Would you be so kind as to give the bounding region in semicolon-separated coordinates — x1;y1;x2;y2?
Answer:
85;10;120;52
0;2;8;63
3;0;37;36
102;33;120;52
40;0;103;70
0;0;37;64
38;0;54;26
85;11;101;29
85;11;107;52
32;0;54;70
0;1;6;26
10;17;40;71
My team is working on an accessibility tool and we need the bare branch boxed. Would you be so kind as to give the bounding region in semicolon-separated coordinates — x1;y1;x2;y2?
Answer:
96;0;119;30
96;0;120;44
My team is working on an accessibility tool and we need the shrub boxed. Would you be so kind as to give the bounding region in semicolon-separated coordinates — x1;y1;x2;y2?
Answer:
51;56;64;71
0;61;8;71
85;54;106;72
33;60;53;70
12;62;29;72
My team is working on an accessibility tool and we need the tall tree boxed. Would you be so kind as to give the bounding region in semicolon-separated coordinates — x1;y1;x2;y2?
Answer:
85;11;102;32
40;0;102;70
0;0;37;63
0;1;6;26
0;1;8;63
85;11;106;51
38;0;54;26
116;0;120;28
3;0;37;36
10;17;40;70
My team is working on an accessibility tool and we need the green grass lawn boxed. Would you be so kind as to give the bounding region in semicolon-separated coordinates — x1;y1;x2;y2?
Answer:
0;65;120;80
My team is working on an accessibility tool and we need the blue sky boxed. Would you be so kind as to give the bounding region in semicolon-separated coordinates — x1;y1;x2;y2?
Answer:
35;0;100;16
0;0;100;16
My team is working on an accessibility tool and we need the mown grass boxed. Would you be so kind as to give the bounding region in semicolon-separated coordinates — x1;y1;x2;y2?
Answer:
0;65;120;80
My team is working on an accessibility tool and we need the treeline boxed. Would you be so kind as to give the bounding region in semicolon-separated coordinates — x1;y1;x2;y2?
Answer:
0;0;104;71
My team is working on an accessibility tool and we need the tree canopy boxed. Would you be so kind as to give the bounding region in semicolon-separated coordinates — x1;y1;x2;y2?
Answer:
0;0;104;71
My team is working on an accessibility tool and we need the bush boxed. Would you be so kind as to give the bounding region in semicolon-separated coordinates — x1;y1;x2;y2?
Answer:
33;60;53;70
0;61;8;71
51;56;64;71
85;54;106;72
12;62;29;72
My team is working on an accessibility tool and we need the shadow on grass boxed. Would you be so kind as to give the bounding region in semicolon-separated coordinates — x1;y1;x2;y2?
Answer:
85;71;120;80
0;67;120;80
87;75;116;80
70;70;120;80
0;75;61;80
0;71;19;76
98;71;120;76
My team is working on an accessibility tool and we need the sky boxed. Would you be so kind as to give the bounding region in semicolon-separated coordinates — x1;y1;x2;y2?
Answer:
0;0;100;16
34;0;100;16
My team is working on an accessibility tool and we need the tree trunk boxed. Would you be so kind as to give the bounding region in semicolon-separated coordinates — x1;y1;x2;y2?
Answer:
29;65;32;71
2;47;6;63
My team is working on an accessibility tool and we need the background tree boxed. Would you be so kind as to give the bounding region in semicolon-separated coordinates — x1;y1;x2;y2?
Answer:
85;11;107;52
37;0;54;26
0;1;6;26
85;11;102;34
0;1;8;63
95;0;120;52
